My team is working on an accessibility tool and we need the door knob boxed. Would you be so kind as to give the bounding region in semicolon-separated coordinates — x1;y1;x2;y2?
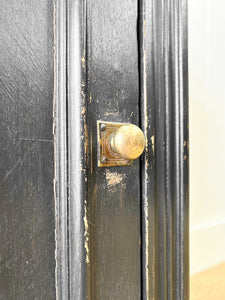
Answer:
110;124;145;160
97;121;145;167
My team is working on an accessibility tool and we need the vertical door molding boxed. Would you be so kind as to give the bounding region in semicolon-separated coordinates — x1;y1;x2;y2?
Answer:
139;0;189;299
67;0;88;298
54;0;69;299
54;0;88;298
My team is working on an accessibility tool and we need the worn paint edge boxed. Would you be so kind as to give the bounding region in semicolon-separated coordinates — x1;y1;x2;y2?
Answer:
53;0;58;298
139;0;151;299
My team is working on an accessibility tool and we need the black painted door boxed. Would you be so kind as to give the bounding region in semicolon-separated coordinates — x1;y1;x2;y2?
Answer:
0;1;55;299
0;0;188;299
86;1;141;298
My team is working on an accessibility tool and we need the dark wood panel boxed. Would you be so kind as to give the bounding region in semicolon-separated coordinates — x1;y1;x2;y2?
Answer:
86;0;141;299
58;0;189;299
0;1;55;299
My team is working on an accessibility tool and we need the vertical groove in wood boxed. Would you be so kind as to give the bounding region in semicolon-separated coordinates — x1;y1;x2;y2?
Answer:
55;0;90;298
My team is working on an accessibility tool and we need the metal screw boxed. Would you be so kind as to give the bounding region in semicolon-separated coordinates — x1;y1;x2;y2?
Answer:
101;157;107;164
100;124;106;132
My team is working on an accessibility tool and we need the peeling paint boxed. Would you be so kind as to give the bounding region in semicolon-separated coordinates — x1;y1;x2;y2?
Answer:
81;51;85;68
90;91;92;103
80;162;86;173
81;106;86;114
83;202;89;264
81;90;85;98
151;135;155;154
105;111;119;116
84;122;88;156
105;170;125;187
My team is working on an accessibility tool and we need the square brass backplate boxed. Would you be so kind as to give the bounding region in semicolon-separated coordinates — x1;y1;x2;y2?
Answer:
97;121;133;167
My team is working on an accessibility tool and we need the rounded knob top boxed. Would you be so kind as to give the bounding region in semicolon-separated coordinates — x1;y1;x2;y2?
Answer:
111;124;145;160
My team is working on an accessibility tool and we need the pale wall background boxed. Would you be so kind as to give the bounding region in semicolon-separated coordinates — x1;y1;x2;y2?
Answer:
189;0;225;275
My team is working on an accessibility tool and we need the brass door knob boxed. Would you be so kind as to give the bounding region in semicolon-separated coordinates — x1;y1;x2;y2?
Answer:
110;124;145;160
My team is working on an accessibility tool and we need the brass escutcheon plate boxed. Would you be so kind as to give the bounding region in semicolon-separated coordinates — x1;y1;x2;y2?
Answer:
97;121;133;167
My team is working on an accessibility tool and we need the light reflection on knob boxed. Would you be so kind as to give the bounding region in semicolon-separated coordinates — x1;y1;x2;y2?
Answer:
110;124;145;160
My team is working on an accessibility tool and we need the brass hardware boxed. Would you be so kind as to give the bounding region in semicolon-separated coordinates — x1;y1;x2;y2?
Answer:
111;124;145;160
97;121;145;167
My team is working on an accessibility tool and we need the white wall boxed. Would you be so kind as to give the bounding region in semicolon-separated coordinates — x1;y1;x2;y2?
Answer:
189;0;225;275
188;0;225;274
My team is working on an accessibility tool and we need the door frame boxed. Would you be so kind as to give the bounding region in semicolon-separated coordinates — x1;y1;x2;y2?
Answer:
139;1;189;299
54;0;189;299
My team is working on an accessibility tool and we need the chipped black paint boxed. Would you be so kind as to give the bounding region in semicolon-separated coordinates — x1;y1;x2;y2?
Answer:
57;0;188;299
0;1;55;299
1;0;189;299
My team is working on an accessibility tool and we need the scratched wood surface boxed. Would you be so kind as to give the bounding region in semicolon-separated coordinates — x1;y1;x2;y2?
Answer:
60;0;188;298
0;1;55;299
85;0;141;299
87;0;141;300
